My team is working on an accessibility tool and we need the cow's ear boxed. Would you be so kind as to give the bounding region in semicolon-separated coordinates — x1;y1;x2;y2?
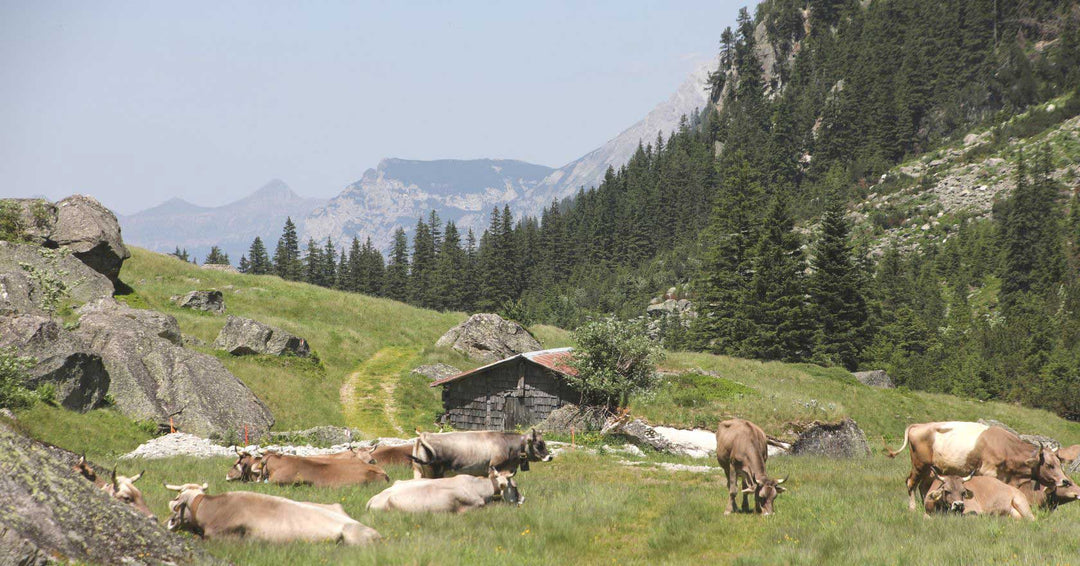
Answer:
927;488;942;503
741;486;755;494
964;490;974;500
776;486;786;493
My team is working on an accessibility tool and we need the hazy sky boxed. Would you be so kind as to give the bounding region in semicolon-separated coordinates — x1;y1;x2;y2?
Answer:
0;1;741;214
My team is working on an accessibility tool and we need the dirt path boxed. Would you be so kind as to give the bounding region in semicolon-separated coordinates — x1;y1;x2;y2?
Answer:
340;347;413;436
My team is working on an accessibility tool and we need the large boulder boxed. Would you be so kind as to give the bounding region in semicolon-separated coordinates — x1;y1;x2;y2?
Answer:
852;370;894;388
75;303;274;440
0;198;57;245
0;314;108;411
411;363;461;382
435;313;541;362
49;195;130;283
539;403;610;434
171;289;225;314
0;422;218;566
213;315;311;357
0;241;115;316
601;417;675;453
790;418;870;458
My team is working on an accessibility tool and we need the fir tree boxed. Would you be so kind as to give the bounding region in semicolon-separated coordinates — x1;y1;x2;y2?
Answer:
384;227;410;302
273;217;302;280
809;197;869;370
204;246;229;265
238;254;250;273
247;236;271;275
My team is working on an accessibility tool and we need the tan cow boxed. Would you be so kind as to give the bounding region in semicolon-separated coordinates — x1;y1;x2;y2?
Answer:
371;443;416;467
924;469;1034;520
164;483;380;545
887;422;1071;510
410;429;553;479
259;452;390;487
1056;444;1080;466
366;467;519;513
226;446;378;483
1016;478;1080;511
73;456;154;518
716;418;788;516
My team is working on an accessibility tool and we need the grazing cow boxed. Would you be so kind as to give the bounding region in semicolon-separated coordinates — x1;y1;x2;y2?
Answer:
259;452;390;487
716;418;788;516
164;483;380;545
886;422;1071;510
410;429;553;479
1057;444;1080;466
367;467;520;513
371;443;416;467
924;469;1034;520
72;456;154;518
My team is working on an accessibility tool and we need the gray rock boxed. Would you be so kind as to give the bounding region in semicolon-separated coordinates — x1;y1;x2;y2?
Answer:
0;241;115;316
601;417;674;453
790;418;869;458
172;289;225;314
0;422;220;565
852;370;894;388
213;315;311;357
539;404;610;434
51;195;130;283
269;426;363;447
183;335;208;348
0;198;56;245
411;363;461;382
79;298;182;345
201;263;239;273
75;304;274;439
435;313;541;362
0;314;109;411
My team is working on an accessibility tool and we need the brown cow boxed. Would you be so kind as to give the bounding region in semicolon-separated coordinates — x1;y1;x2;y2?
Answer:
924;469;1034;520
164;483;380;545
716;418;788;516
260;453;390;487
1016;478;1080;511
366;467;520;513
227;446;378;483
886;422;1071;510
73;456;154;518
410;429;552;479
1056;444;1080;466
371;443;416;467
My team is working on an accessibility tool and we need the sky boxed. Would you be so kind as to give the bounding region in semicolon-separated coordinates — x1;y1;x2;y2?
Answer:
0;1;741;215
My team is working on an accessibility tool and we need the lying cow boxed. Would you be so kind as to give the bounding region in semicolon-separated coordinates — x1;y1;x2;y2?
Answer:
73;456;154;518
887;421;1071;510
226;446;377;483
367;467;520;513
924;469;1034;520
716;418;788;516
371;443;416;467
1016;478;1080;511
260;452;390;487
165;483;380;545
410;429;552;479
1057;444;1080;466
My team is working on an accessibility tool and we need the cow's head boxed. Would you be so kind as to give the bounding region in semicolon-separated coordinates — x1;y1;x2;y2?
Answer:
522;429;552;468
348;444;378;465
106;466;154;519
742;476;787;516
927;468;973;514
488;467;523;505
1029;443;1071;489
1056;445;1080;466
164;482;209;533
1050;480;1080;506
73;454;97;483
226;448;262;482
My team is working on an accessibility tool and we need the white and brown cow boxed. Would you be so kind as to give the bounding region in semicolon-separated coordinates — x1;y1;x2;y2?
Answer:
164;483;381;545
924;469;1035;520
366;467;520;513
716;418;788;516
887;422;1072;510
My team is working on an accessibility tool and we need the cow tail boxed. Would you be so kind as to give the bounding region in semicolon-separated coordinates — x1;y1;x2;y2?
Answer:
885;425;912;459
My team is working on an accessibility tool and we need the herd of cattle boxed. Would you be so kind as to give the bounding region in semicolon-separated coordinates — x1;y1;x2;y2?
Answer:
74;421;1080;546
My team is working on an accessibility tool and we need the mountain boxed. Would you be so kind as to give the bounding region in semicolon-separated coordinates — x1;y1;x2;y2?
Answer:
120;180;326;262
304;159;555;249
305;62;714;249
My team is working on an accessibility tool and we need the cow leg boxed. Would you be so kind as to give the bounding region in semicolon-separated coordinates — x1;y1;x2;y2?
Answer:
905;467;923;511
914;470;934;512
724;465;737;515
740;477;751;514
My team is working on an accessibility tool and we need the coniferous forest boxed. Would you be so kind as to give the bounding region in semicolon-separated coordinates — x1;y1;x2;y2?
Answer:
213;0;1080;419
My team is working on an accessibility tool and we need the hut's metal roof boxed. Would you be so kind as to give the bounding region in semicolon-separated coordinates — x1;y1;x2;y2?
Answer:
429;347;577;387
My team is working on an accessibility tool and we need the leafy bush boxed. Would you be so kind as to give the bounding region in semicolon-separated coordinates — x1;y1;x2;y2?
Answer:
0;348;38;409
0;201;26;242
566;316;664;407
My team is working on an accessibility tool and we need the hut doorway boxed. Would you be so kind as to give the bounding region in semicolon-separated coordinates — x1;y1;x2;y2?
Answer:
503;396;531;431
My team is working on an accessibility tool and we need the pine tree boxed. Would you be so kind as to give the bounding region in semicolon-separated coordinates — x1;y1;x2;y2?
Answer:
322;237;337;288
362;237;385;296
238;254;250;273
384;227;410;302
247;236;271;275
809;197;869;370
273;217;302;280
346;237;364;293
171;247;190;262
410;217;435;306
432;221;467;310
204;246;230;265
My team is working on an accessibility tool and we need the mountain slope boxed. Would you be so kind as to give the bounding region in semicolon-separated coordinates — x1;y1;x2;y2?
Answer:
120;180;326;262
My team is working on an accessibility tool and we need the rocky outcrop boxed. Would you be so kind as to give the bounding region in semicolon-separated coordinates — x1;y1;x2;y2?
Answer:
269;426;362;447
411;363;461;382
49;195;130;283
790;419;869;458
171;289;226;314
76;303;274;439
0;422;217;566
435;313;542;363
645;288;697;339
0;241;115;316
852;370;894;388
213;315;311;357
0;314;108;411
601;417;675;453
538;404;610;434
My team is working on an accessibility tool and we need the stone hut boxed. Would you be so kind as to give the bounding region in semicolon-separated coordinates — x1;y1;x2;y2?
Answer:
431;347;580;431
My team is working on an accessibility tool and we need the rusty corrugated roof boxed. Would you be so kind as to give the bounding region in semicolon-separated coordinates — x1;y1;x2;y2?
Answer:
429;347;576;387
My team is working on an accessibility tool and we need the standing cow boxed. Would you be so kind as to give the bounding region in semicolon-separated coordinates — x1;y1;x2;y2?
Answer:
410;429;553;479
716;418;788;516
886;422;1071;510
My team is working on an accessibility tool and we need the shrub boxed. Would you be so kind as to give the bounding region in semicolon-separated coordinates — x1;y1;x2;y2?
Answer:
0;348;38;410
566;316;664;407
0;201;26;242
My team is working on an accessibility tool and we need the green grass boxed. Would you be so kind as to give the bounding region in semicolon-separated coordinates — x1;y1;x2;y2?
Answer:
12;404;154;461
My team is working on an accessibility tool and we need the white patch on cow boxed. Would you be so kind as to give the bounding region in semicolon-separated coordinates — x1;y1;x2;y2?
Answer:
932;422;989;472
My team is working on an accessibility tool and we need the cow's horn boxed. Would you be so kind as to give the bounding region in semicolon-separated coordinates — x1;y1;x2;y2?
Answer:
930;466;944;481
776;475;788;485
111;466;118;487
369;439;380;450
962;470;975;482
131;470;144;483
200;482;208;490
164;483;185;491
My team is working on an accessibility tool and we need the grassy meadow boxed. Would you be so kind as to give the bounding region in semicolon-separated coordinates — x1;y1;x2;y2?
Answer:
14;247;1080;564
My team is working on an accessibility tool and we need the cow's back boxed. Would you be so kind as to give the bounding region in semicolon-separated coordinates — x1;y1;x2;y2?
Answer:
928;422;990;473
420;431;521;476
372;444;415;466
716;419;767;467
964;476;1034;519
